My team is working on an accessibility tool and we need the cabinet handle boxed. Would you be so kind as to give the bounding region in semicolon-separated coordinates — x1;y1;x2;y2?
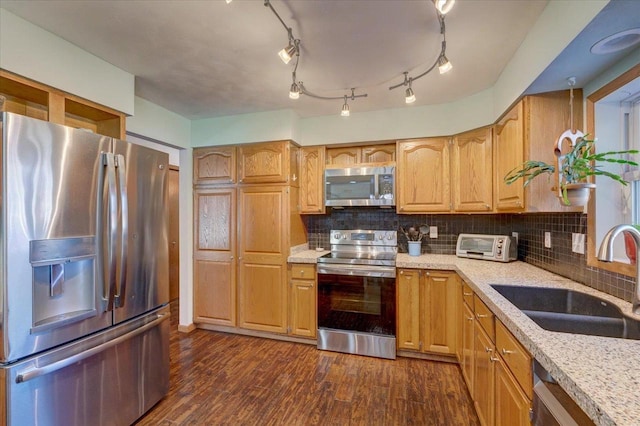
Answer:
501;348;515;355
490;356;500;363
299;270;305;275
463;292;473;296
476;313;488;319
485;347;493;353
485;204;490;210
230;256;234;260
466;316;473;322
400;270;404;275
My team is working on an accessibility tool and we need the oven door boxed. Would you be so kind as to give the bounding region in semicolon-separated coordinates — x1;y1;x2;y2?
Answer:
317;264;396;336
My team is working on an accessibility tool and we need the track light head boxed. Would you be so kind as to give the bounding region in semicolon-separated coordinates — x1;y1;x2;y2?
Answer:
434;0;455;15
405;87;416;104
278;43;296;64
438;54;452;74
289;82;300;99
341;96;350;117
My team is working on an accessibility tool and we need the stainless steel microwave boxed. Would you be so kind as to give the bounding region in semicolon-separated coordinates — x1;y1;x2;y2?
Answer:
325;166;395;207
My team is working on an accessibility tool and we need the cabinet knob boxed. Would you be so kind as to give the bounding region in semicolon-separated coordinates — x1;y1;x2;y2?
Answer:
485;347;493;353
230;256;234;260
490;356;500;363
400;271;404;275
485;204;490;210
463;292;473;296
300;270;305;275
466;316;473;322
476;313;488;319
501;348;515;355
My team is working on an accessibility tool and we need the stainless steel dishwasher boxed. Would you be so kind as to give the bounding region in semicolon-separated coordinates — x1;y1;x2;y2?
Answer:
533;361;595;426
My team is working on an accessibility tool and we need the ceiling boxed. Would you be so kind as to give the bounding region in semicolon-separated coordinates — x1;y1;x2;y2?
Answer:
1;1;639;120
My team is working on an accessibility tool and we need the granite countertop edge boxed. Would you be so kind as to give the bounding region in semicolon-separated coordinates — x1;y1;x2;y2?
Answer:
288;251;640;426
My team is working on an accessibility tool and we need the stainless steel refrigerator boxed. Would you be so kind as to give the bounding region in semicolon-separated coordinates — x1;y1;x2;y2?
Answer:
0;112;170;425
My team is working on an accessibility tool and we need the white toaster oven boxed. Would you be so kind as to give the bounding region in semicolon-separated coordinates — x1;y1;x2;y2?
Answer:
456;233;517;263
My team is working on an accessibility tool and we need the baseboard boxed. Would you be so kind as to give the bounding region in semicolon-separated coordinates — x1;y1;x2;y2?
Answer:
177;323;196;333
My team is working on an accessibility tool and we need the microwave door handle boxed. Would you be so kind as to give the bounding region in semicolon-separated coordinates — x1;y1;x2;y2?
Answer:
103;153;118;311
374;174;380;199
115;154;128;308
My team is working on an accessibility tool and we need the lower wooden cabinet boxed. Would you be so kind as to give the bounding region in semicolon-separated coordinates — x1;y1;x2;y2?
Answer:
397;269;458;356
194;259;236;326
461;297;475;392
494;357;532;426
289;263;317;338
474;321;496;426
238;262;287;333
461;287;533;426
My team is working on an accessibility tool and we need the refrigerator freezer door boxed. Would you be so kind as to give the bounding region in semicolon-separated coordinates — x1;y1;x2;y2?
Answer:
112;140;169;324
4;306;170;426
1;113;113;363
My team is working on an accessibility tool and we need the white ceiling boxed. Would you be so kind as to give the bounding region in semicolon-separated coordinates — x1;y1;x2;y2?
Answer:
1;1;639;120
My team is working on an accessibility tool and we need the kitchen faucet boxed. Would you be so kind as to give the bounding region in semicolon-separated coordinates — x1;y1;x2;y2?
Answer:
598;224;640;314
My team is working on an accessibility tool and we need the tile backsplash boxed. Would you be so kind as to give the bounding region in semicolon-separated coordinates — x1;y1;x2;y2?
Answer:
303;209;635;303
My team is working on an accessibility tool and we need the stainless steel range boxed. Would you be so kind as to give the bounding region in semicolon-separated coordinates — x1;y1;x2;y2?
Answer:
317;229;397;359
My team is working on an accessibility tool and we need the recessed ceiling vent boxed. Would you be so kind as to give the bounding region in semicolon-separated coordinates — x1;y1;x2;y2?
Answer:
591;28;640;54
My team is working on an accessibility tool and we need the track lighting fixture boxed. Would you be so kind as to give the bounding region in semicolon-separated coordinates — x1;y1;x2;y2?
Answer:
341;96;350;117
434;0;455;15
389;3;453;103
405;87;416;104
260;0;453;113
278;42;296;64
289;82;300;99
438;53;452;74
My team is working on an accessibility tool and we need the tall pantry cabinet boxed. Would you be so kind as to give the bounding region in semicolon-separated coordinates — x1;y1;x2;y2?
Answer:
193;141;306;334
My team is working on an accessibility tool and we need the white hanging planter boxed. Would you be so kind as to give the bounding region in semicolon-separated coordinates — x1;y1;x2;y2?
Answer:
560;182;596;206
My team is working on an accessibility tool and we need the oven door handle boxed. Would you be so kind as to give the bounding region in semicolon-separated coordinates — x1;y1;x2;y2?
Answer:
317;264;396;278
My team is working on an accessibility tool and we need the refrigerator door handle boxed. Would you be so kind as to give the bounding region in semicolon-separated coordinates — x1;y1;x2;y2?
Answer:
15;312;169;384
115;154;128;308
104;153;118;311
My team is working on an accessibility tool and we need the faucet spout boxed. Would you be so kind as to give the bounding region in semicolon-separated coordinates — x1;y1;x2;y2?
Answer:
598;224;640;314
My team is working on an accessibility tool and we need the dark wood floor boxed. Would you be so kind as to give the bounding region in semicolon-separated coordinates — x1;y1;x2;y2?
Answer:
136;302;479;425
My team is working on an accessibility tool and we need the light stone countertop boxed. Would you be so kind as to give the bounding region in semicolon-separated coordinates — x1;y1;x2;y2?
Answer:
288;251;640;426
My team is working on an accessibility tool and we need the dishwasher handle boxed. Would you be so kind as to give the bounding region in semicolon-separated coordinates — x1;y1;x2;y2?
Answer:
15;312;169;384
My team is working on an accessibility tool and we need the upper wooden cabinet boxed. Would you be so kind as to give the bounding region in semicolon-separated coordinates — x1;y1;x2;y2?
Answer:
238;140;299;184
494;90;584;212
326;143;396;166
452;127;493;212
193;146;237;185
397;138;451;213
299;146;325;214
1;70;125;139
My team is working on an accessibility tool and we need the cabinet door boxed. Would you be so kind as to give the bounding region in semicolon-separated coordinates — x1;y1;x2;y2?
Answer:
474;322;495;426
238;186;288;333
494;102;525;211
325;147;360;166
397;138;451;213
238;263;286;333
494;357;532;426
299;146;325;214
361;144;396;163
423;271;458;355
396;269;421;351
238;141;290;184
290;278;317;338
193;188;236;326
452;127;493;212
193;146;236;184
461;301;475;392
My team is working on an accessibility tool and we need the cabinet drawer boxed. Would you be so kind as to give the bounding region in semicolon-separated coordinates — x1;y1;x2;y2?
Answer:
474;295;495;342
290;264;316;280
496;320;533;399
462;282;474;308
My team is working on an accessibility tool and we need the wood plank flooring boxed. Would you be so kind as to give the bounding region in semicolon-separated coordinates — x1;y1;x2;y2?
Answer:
135;302;479;425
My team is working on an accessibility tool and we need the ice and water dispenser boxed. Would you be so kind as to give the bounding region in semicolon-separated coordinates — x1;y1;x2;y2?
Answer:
29;237;98;333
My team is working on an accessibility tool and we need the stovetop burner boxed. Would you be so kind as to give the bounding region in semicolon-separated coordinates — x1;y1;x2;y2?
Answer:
318;229;397;267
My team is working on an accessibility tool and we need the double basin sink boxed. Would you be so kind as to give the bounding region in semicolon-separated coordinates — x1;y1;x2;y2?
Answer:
490;284;640;340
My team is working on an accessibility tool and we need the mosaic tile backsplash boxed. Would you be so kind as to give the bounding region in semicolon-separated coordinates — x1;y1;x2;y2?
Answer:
303;209;635;303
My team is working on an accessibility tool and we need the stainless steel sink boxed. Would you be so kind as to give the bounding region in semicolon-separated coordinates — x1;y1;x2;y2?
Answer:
490;285;640;340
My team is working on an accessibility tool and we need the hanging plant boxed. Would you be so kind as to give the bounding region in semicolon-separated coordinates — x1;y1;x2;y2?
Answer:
504;135;638;206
